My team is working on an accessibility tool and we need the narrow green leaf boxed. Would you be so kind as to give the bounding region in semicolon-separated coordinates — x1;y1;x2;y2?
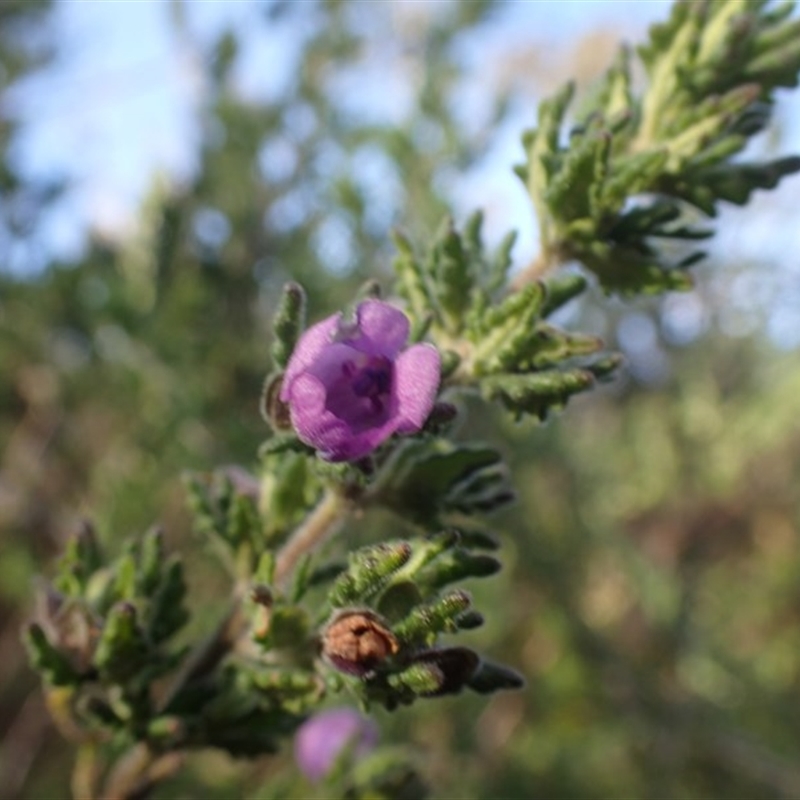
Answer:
271;282;306;370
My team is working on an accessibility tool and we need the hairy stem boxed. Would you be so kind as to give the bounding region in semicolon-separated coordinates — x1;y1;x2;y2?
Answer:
274;489;348;586
72;743;100;800
509;249;560;290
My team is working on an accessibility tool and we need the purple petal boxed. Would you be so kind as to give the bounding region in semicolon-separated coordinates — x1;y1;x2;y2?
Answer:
295;708;379;783
346;300;409;357
323;417;399;461
291;342;395;425
285;372;352;449
318;411;403;461
302;342;360;384
280;312;341;401
393;343;440;434
286;372;399;461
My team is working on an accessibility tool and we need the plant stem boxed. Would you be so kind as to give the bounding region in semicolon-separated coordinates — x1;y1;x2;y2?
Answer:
100;744;182;800
72;743;100;800
509;249;557;290
157;490;347;717
274;489;348;586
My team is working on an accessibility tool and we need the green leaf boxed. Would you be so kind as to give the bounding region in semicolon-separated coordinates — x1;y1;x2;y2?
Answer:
147;558;188;644
137;527;164;596
376;581;424;623
93;602;150;682
393;590;472;647
703;156;800;206
432;218;473;333
540;273;588;317
54;522;103;597
376;439;508;525
480;369;596;420
414;548;502;592
329;541;413;607
24;623;80;687
271;282;306;369
391;229;437;335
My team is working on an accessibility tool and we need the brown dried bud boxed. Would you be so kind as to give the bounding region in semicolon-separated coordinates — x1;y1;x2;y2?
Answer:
260;372;292;430
250;584;274;641
321;609;399;677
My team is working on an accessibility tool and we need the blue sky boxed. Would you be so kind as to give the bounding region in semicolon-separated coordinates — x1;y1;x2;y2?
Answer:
7;0;800;347
9;0;677;262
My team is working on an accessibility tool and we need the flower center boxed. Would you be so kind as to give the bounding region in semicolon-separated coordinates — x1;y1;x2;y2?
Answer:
346;356;392;409
325;353;394;430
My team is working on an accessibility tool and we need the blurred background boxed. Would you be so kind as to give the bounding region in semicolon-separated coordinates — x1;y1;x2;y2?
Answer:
2;1;800;797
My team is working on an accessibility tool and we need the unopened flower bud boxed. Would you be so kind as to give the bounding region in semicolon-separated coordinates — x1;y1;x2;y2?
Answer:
321;609;398;677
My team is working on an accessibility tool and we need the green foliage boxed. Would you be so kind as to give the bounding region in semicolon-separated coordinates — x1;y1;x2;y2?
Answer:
316;530;514;711
9;1;800;799
185;470;264;573
23;622;81;687
25;524;189;750
329;543;414;608
518;0;800;293
394;214;620;419
347;748;430;800
271;282;307;371
374;437;513;525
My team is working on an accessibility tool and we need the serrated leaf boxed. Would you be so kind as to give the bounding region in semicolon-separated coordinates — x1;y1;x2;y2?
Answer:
393;589;472;647
53;522;103;597
391;229;438;333
545;129;610;222
147;558;188;644
271;282;306;369
414;549;502;592
703;156;800;205
24;623;81;687
137;527;164;596
376;439;505;524
432;218;473;333
329;541;413;607
93;602;149;682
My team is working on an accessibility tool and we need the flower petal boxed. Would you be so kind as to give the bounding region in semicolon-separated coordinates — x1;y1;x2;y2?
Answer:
286;372;399;461
280;312;341;401
393;343;441;434
302;342;359;384
319;408;403;460
286;371;350;448
295;708;379;783
347;300;409;357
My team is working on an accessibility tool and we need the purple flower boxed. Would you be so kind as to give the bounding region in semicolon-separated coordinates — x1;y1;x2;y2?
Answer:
294;707;379;782
279;300;440;462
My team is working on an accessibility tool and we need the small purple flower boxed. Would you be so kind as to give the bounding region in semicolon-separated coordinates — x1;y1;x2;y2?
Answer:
294;707;379;782
280;299;440;462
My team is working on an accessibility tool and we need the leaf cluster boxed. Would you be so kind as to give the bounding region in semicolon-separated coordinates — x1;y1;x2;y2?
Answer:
24;524;189;743
22;518;317;764
393;213;621;419
518;0;800;293
317;530;522;711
